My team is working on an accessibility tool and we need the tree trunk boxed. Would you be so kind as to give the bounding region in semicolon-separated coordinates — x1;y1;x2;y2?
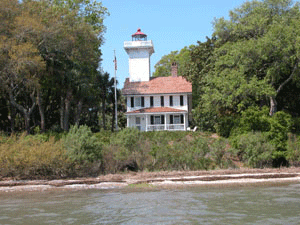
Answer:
60;96;64;130
24;112;30;134
10;103;16;133
75;98;83;125
63;89;72;131
269;61;298;116
269;96;277;116
37;90;45;133
102;95;106;130
9;90;36;134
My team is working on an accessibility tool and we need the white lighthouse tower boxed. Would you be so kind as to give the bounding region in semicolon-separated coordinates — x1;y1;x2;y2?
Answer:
124;28;154;82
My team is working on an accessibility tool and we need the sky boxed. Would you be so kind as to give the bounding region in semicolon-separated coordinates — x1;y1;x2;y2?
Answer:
100;0;247;88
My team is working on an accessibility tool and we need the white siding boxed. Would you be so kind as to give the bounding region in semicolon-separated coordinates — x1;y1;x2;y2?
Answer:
126;94;189;112
128;49;151;82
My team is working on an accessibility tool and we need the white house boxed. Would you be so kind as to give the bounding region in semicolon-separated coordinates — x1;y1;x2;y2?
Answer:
122;29;192;131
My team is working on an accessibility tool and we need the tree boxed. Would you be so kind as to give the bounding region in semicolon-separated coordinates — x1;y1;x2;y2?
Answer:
0;0;46;133
212;0;300;116
94;71;114;130
0;0;109;133
152;46;194;77
186;0;300;134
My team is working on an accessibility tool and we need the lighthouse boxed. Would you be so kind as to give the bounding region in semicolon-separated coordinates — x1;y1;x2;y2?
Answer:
124;28;154;82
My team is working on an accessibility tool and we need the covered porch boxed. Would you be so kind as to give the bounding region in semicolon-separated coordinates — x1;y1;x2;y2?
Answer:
126;107;189;131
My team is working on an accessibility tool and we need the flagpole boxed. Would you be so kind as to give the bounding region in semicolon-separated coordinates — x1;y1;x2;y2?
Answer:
114;50;118;131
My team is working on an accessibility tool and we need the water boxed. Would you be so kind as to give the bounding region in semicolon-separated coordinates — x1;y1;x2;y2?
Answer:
0;183;300;224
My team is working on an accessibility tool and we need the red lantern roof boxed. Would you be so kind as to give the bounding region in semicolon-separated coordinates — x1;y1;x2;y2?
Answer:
132;28;146;37
132;28;147;41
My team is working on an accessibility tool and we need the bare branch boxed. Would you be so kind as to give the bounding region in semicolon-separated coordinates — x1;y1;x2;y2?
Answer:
276;61;299;94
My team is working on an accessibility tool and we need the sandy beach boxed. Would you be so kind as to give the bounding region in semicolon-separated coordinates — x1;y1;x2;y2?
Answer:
1;168;300;192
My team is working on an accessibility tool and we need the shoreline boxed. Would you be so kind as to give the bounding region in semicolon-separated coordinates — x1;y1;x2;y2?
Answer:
1;168;300;192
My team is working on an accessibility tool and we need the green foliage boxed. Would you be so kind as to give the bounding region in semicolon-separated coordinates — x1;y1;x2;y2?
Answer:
63;125;102;163
268;111;292;151
152;46;194;77
189;0;300;134
214;115;239;138
209;138;232;169
286;134;300;165
230;132;275;168
231;106;270;136
0;133;70;178
232;107;292;155
112;128;141;151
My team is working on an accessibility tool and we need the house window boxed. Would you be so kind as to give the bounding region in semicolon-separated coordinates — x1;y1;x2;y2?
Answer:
131;97;134;107
172;115;184;124
136;117;141;124
155;116;161;124
135;97;141;107
135;97;144;107
169;96;173;106
161;96;164;107
141;97;144;107
170;115;173;124
180;95;184;106
150;96;154;107
135;117;141;130
151;115;164;124
174;115;180;124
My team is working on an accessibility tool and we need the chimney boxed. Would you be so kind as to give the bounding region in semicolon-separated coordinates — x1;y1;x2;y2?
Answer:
171;62;178;77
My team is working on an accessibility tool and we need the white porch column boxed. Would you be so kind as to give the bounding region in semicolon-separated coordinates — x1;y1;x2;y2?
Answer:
184;113;186;131
145;115;148;132
164;113;167;130
127;116;129;128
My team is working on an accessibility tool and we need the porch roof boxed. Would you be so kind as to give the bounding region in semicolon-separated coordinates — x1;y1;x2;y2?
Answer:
126;107;186;115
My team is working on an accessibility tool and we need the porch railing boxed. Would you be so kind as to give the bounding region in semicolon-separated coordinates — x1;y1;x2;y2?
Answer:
146;124;185;131
147;125;165;131
166;124;185;131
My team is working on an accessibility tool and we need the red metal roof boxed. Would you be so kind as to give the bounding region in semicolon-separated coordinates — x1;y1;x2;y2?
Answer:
126;107;186;114
122;76;192;95
132;28;146;37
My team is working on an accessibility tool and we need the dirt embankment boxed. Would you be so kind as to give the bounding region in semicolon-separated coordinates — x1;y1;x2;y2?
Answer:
0;168;300;192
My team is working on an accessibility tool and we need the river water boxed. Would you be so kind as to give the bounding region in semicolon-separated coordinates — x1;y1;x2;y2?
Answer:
0;182;300;224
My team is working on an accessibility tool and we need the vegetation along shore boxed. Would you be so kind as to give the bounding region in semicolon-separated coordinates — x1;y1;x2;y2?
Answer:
1;127;300;181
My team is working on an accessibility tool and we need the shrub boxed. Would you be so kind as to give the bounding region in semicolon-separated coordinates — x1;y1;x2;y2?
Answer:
63;125;102;164
105;128;144;172
268;111;292;151
214;115;238;138
0;133;70;178
286;134;300;166
232;106;270;136
209;138;233;169
230;132;275;168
